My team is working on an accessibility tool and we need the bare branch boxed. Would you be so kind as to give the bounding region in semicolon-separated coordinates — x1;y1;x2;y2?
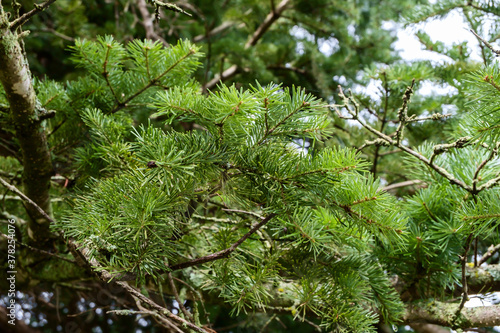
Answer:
455;233;474;321
36;27;75;42
470;29;500;56
204;0;291;90
73;243;208;333
478;243;500;266
137;0;168;46
0;232;74;263
167;213;277;271
204;64;239;91
167;272;194;322
335;86;473;192
405;113;452;123
394;79;415;145
245;0;290;49
429;136;472;165
382;180;426;192
148;0;192;21
222;208;265;219
130;295;183;332
10;0;57;30
193;21;241;43
472;144;498;194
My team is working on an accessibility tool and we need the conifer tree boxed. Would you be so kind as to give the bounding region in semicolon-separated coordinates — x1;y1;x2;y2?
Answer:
2;1;500;333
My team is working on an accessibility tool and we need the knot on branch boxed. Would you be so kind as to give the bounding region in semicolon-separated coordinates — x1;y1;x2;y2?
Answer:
367;138;390;147
434;136;472;155
431;113;448;120
38;109;56;121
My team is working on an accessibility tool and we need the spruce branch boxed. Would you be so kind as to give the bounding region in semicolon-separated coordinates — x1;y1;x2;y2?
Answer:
335;199;402;234
9;0;57;30
483;74;500;92
336;86;473;192
421;201;437;222
74;244;208;333
102;44;121;106
167;272;194;322
256;100;313;145
167;213;277;271
0;177;54;223
280;165;355;181
462;213;500;221
111;47;196;114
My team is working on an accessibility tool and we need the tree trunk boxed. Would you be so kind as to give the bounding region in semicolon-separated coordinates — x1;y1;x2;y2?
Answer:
0;8;53;246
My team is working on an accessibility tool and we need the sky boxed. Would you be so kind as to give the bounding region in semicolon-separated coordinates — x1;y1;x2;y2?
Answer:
394;10;483;63
378;9;491;98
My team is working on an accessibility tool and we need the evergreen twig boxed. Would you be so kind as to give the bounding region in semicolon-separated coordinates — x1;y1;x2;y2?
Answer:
0;177;54;223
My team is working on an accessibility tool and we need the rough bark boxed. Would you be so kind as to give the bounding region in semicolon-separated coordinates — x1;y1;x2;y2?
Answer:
466;264;500;294
404;300;500;328
409;323;450;333
0;8;54;245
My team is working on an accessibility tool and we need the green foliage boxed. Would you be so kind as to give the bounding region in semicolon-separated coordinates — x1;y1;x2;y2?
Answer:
457;62;500;144
59;173;185;283
49;35;410;331
68;37;202;114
